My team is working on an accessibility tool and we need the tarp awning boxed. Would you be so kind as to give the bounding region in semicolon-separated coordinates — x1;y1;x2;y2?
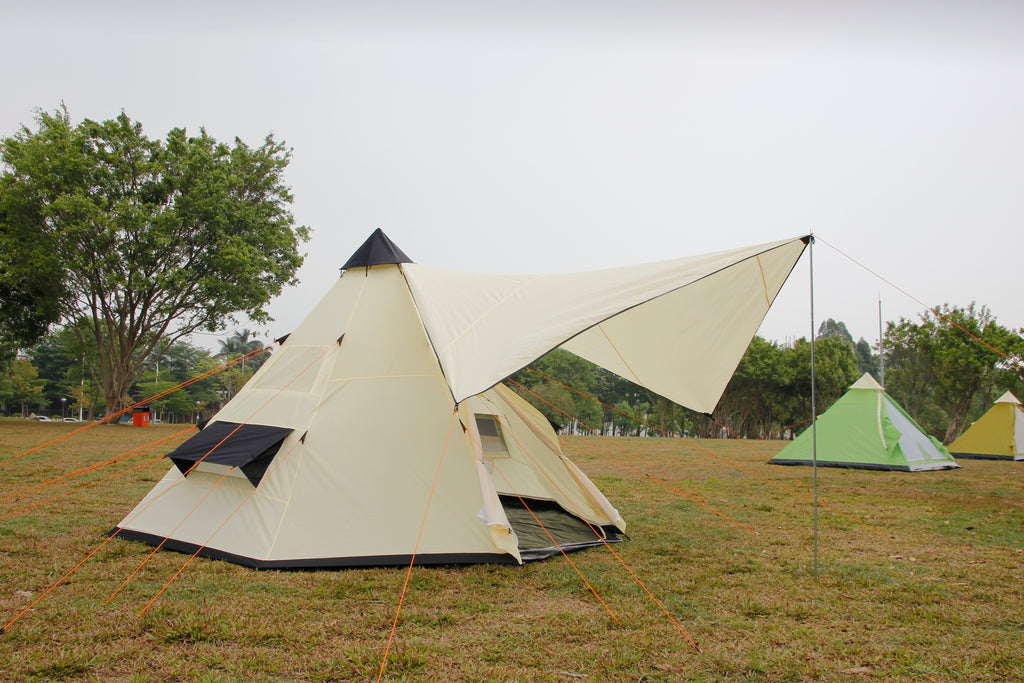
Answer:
403;236;808;412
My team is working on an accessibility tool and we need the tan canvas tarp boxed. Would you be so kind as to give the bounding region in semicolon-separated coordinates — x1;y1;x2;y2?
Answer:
404;237;806;412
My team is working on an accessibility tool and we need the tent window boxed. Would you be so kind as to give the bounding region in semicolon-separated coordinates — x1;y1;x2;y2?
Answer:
475;415;510;458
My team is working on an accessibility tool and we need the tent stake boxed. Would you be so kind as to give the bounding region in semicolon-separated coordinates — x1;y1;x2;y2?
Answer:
809;235;819;581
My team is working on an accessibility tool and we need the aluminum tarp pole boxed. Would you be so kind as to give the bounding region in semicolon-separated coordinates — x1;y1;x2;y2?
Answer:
810;235;819;581
879;297;885;389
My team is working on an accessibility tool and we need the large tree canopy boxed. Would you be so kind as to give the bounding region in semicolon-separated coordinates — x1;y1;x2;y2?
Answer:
0;106;309;413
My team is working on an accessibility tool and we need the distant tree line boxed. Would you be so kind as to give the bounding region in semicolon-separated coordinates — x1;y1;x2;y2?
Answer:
5;302;1019;444
511;304;1024;445
0;329;268;423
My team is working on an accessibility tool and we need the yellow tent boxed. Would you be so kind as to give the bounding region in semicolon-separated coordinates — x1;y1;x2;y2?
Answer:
949;391;1024;461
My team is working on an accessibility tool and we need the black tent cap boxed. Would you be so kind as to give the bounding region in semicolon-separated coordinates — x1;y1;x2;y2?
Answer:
341;229;413;270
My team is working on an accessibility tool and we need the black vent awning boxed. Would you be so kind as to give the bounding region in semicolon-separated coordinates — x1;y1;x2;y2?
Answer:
166;421;293;486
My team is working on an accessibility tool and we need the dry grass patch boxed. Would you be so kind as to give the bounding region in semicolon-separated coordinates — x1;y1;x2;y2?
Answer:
0;421;1022;681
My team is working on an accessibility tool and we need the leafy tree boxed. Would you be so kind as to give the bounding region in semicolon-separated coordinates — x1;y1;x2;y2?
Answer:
882;317;933;420
27;335;76;405
816;318;854;344
0;106;309;415
611;399;652;436
854;338;879;379
884;304;1021;442
217;328;269;372
510;349;603;432
9;359;46;417
918;304;1013;442
715;336;792;438
784;336;859;433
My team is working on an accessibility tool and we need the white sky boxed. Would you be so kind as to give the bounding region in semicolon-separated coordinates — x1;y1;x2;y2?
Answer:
4;1;1023;350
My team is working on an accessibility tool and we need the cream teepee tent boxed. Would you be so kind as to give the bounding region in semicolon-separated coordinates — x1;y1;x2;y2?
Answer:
114;230;808;567
949;391;1024;461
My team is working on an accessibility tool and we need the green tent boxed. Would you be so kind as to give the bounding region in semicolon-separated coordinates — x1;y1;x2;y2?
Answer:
769;373;959;472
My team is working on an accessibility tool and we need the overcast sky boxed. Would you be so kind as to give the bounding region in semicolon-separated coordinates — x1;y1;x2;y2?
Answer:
4;1;1023;350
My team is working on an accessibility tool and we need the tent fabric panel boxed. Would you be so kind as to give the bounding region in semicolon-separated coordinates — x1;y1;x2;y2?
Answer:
265;376;504;562
472;459;520;559
1016;406;1024;455
492;383;563;455
471;387;623;529
114;464;289;560
327;265;442;382
275;269;367;347
236;345;334;396
881;395;956;467
402;237;806;408
212;387;326;432
884;402;935;463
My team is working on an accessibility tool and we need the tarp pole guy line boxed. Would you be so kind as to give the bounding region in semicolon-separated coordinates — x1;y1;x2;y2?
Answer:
505;378;753;532
710;419;817;492
105;467;240;606
0;456;166;523
490;465;622;626
136;437;305;617
0;427;195;506
479;400;700;650
556;423;709;503
464;401;621;624
1;342;328;633
817;235;1024;373
504;378;709;505
107;341;339;606
377;408;458;683
525;369;894;540
503;442;702;651
0;344;273;469
2;473;197;633
519;377;708;501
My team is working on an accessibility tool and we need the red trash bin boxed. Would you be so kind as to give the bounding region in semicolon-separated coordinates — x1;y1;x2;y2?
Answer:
132;406;150;427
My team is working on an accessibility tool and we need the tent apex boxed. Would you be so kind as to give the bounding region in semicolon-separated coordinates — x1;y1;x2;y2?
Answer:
995;391;1021;405
341;228;413;270
849;373;883;391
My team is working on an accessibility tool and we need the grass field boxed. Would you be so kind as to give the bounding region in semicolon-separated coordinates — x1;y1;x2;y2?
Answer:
0;420;1022;682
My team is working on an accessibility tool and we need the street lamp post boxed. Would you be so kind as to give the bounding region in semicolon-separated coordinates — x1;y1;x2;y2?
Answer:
195;401;200;424
60;397;67;420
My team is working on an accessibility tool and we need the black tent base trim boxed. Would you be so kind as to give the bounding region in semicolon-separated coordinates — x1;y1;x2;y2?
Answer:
951;452;1023;461
108;528;520;570
768;458;958;472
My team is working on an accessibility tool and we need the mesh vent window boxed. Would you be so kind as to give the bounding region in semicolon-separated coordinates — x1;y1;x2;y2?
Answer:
475;415;510;458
